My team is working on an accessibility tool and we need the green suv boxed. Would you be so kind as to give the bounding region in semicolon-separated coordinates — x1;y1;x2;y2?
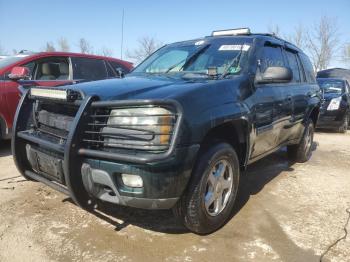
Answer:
13;28;320;234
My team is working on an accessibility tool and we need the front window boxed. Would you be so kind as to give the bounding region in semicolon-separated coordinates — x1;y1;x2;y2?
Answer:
317;79;345;94
132;39;251;77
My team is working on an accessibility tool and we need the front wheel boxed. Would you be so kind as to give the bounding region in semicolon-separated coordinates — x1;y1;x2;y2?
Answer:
173;142;240;234
338;115;349;133
287;120;314;163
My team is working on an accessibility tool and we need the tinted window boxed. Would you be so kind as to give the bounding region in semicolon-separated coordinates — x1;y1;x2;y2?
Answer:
260;45;285;72
71;57;107;81
109;61;130;75
299;53;316;83
105;61;117;78
285;50;300;82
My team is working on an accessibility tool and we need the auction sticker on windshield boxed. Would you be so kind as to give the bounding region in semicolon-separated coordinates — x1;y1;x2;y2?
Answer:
218;44;250;51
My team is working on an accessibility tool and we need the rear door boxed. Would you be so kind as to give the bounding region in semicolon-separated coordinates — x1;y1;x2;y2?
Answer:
278;47;303;143
291;52;318;139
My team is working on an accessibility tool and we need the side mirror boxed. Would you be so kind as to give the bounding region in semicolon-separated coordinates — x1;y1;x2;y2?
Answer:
8;66;30;81
258;66;292;84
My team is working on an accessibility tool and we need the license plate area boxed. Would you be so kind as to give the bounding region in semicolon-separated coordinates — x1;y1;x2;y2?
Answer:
26;144;65;184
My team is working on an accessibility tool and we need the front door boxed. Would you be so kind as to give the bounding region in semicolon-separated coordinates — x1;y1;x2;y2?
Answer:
250;43;288;158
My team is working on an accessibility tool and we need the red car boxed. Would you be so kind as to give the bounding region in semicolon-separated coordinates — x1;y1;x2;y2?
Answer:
0;51;133;140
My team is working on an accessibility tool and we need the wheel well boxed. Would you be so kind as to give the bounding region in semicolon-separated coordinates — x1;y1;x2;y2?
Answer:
0;116;4;140
309;106;320;127
199;120;248;168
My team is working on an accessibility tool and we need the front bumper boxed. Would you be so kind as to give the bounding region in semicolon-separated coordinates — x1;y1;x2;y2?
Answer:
12;90;199;209
317;107;347;129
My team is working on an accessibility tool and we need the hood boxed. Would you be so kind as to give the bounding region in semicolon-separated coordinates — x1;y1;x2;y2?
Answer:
69;74;216;101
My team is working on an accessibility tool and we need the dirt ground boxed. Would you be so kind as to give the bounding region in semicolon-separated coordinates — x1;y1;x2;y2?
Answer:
0;132;349;262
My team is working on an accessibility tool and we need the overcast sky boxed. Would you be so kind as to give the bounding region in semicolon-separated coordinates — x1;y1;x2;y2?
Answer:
0;0;349;67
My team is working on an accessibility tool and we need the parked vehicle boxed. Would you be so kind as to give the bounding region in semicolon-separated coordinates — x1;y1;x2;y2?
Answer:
317;68;350;84
317;78;350;132
0;52;133;140
13;28;320;234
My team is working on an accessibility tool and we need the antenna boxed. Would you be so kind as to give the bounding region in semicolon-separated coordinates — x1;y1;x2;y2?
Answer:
120;8;124;59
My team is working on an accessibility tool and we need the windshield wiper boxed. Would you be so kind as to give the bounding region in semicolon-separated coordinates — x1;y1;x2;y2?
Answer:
165;58;187;73
180;44;211;71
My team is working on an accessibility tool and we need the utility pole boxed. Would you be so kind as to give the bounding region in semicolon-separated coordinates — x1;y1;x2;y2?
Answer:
120;8;124;59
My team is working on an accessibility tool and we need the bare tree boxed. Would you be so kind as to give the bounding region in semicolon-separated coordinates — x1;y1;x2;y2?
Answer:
342;43;350;66
78;38;93;54
100;47;114;57
267;24;281;37
126;36;163;64
45;42;56;52
306;16;339;71
57;37;70;52
288;24;306;50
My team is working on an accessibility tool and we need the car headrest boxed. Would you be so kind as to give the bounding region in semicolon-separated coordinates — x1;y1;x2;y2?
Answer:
59;63;69;74
41;63;52;75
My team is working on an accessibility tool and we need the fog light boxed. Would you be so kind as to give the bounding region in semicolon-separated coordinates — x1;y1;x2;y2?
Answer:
121;174;143;188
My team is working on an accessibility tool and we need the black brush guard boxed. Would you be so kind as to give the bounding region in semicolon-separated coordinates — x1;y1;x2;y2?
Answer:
12;89;183;208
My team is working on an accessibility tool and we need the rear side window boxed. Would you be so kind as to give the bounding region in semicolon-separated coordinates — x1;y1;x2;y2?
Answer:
299;53;316;83
71;57;107;81
260;45;285;72
285;50;301;82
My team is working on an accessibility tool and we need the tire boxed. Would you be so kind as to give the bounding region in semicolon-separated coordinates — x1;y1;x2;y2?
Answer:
338;115;348;133
287;120;314;163
173;142;240;234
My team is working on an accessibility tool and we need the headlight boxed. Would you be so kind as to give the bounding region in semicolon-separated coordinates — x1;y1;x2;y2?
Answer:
327;97;342;111
102;107;175;150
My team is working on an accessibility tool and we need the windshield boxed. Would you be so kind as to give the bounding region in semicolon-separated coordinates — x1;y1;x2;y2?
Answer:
0;55;30;69
132;39;251;77
317;79;345;94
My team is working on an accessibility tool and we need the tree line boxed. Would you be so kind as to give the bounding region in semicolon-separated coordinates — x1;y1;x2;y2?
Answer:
43;37;114;57
268;16;349;71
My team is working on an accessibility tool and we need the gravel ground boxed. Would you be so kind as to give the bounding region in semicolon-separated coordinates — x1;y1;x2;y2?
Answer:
0;132;349;262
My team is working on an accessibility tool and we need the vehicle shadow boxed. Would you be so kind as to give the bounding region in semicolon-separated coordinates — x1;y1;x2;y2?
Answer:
0;140;12;157
64;143;318;235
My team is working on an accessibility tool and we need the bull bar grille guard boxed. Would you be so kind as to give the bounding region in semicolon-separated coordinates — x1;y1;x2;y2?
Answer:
12;88;183;206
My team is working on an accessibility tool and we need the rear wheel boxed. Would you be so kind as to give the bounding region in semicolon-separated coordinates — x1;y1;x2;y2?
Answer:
338;115;349;133
287;120;314;163
173;142;240;234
